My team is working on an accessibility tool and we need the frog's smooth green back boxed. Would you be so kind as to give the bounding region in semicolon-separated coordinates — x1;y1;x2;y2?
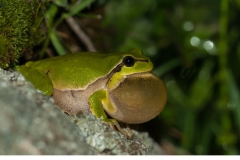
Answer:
27;51;150;90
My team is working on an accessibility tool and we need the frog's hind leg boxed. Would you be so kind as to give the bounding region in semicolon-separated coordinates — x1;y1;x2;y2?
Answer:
17;65;53;96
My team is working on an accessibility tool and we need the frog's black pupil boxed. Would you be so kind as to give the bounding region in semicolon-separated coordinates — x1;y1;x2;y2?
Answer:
123;56;135;67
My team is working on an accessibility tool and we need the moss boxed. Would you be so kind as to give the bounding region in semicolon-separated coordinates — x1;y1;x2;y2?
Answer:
0;0;46;68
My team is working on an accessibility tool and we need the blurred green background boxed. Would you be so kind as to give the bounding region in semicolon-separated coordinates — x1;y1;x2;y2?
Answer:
101;0;240;155
20;0;240;155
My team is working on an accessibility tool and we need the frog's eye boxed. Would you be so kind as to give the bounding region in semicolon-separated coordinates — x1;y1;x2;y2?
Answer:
123;56;135;67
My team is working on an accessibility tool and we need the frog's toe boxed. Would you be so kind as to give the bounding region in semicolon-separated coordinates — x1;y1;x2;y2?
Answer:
106;119;132;139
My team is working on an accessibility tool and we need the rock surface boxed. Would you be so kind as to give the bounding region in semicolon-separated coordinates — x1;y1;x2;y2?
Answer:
0;68;162;155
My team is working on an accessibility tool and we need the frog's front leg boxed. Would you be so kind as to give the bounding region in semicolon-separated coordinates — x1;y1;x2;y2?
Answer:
89;90;132;139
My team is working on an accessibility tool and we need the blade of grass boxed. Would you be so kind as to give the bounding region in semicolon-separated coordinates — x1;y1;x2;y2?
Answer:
69;0;96;16
181;110;196;151
39;4;59;58
197;113;218;154
228;70;240;135
45;4;58;27
50;29;66;55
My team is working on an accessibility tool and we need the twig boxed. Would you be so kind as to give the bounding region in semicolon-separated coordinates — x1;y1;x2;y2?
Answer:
66;16;96;52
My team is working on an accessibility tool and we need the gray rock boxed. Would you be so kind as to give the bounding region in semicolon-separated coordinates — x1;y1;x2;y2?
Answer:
0;68;162;155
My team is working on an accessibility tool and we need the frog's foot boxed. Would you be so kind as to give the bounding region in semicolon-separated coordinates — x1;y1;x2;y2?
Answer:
126;124;133;139
105;119;133;139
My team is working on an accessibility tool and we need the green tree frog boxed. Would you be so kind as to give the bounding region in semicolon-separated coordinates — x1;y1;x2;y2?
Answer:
17;49;167;138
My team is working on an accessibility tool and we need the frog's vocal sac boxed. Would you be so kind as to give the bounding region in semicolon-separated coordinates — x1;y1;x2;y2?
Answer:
17;49;167;139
